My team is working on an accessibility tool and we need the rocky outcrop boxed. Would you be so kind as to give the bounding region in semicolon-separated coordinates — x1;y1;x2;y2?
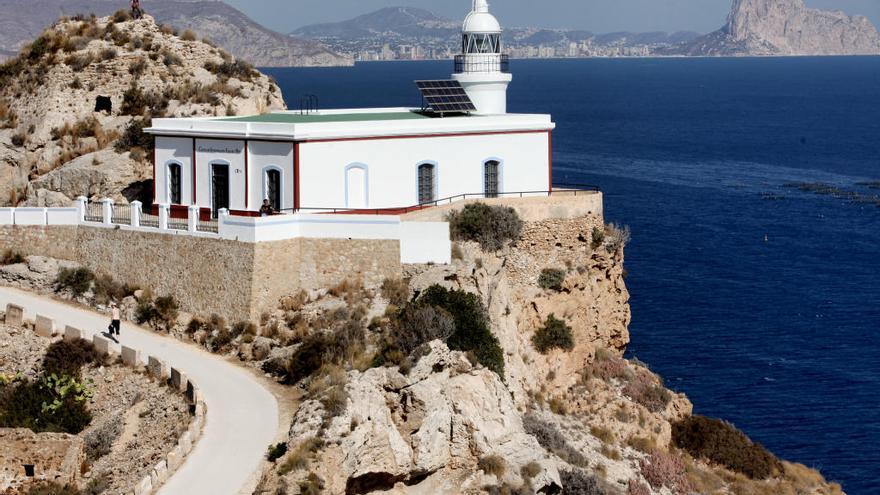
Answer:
0;0;350;68
0;14;285;206
672;0;880;56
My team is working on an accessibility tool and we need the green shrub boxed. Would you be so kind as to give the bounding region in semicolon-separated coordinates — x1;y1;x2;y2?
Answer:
392;304;455;355
135;294;179;331
672;415;782;480
531;314;575;354
121;83;167;117
447;203;523;251
590;227;605;250
0;249;25;265
204;59;257;82
93;274;135;304
0;375;93;434
538;268;566;291
115;117;154;154
416;285;504;375
43;339;101;376
278;333;330;385
266;442;288;462
56;267;95;297
112;9;132;23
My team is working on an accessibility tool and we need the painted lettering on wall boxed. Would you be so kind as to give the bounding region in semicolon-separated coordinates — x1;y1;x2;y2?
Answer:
198;146;242;154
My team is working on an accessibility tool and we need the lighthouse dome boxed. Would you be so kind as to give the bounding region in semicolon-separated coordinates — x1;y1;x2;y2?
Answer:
463;0;501;33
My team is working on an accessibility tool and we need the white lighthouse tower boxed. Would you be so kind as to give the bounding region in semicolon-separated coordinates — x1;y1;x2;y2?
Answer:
452;0;512;115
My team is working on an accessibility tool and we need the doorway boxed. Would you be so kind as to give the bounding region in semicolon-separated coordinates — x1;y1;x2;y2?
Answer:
211;163;229;218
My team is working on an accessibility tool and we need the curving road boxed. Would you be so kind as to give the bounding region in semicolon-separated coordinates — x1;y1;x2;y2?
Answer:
0;287;278;495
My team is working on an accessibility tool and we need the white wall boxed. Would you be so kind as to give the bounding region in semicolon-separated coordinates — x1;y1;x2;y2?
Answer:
13;208;48;225
194;139;246;211
400;222;451;264
247;141;294;212
297;131;550;209
154;137;194;205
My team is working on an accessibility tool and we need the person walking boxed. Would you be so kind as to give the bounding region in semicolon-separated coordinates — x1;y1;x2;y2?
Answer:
110;302;121;338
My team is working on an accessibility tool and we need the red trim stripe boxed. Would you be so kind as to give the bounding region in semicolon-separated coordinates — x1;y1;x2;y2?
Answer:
293;142;301;210
244;140;249;209
191;139;197;205
548;130;553;193
304;128;549;144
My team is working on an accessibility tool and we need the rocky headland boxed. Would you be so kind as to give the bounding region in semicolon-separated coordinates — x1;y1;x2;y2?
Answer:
671;0;880;56
0;13;285;207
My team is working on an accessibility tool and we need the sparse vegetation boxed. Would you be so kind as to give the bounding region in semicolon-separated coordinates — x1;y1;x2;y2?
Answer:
672;415;782;480
42;339;101;377
559;469;605;495
204;59;257;82
447;203;523;251
531;314;575;353
538;268;566;291
0;374;93;434
380;278;409;306
56;266;95;297
478;455;507;478
181;29;197;41
622;369;672;413
1;250;25;265
604;223;631;252
522;414;588;467
639;451;691;494
135;294;180;332
266;442;288;462
84;414;123;462
115;117;154;156
590;227;605;249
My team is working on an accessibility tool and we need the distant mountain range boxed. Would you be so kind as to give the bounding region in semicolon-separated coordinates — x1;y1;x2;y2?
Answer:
0;0;351;66
292;4;880;60
291;7;701;59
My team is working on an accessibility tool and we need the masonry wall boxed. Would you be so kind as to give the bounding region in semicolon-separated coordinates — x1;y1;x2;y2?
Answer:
0;225;400;322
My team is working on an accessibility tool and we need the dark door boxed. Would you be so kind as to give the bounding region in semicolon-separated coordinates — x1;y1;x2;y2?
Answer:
266;169;281;211
211;164;229;218
418;163;435;204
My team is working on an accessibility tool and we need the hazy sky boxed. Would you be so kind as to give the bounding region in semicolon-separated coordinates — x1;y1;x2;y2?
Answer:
224;0;880;35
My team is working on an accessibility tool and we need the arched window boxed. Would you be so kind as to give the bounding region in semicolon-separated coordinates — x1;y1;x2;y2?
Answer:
167;162;182;204
484;160;500;198
417;163;436;204
345;164;368;209
264;168;282;211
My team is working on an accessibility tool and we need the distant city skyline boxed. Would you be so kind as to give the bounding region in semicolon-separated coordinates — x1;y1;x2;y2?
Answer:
225;0;880;35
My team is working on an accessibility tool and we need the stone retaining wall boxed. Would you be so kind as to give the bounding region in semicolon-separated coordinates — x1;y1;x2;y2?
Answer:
5;307;207;495
0;225;400;321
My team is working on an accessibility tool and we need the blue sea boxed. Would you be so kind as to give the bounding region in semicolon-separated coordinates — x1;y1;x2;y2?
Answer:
264;58;880;492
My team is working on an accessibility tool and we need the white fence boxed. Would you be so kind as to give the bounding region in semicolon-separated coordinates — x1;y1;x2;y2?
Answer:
0;198;451;264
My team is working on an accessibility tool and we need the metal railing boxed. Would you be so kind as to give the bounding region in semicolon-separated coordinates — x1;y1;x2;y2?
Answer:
167;216;188;231
454;54;510;74
111;204;132;225
140;212;159;228
275;184;599;216
197;218;218;234
84;202;102;222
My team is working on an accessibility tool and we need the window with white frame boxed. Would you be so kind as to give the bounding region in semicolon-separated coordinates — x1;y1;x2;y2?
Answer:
167;162;182;204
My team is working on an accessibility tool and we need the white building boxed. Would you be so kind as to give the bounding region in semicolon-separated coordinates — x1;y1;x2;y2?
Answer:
146;0;555;218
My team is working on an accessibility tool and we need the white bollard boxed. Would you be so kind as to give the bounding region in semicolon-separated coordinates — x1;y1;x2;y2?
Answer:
131;201;142;228
158;204;169;230
100;198;114;225
187;205;199;232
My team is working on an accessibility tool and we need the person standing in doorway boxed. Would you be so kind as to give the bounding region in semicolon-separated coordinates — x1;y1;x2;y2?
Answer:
110;302;121;338
259;199;275;217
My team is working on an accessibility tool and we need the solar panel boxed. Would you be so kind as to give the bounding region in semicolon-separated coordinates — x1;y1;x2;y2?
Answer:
415;80;477;114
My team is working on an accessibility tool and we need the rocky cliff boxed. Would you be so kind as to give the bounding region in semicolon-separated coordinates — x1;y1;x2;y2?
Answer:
0;0;351;67
672;0;880;56
0;13;285;207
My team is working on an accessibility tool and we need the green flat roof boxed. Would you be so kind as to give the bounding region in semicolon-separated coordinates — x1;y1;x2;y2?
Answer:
219;111;468;124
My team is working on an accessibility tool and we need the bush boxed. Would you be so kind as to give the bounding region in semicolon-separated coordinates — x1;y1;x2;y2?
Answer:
112;9;131;23
10;132;25;146
478;455;507;478
626;480;650;495
204;59;257;82
57;267;95;297
93;274;135;304
447;203;523;251
43;339;101;376
380;278;409;306
531;314;574;354
393;304;455;355
0;375;93;434
181;29;197;41
622;369;671;413
639;451;691;494
522;414;588;467
538;268;566;291
279;333;330;384
121;83;167;117
590;227;605;250
559;469;604;495
84;414;123;462
115;117;154;154
416;285;505;375
278;437;324;475
605;223;631;252
588;348;632;382
0;250;25;265
135;294;179;331
672;415;782;479
266;442;288;462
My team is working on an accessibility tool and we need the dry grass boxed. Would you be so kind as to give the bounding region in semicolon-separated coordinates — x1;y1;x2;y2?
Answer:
590;425;614;444
477;455;507;478
180;29;197;42
277;437;324;476
380;278;409;306
640;451;692;495
280;290;308;312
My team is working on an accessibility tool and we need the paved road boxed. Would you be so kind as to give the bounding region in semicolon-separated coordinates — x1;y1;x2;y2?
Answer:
0;287;278;495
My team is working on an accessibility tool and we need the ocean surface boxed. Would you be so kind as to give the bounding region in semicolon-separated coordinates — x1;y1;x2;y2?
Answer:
264;58;880;492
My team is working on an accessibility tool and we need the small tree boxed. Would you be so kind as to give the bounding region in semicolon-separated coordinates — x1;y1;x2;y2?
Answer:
56;267;95;297
532;314;575;353
538;268;566;291
447;203;523;251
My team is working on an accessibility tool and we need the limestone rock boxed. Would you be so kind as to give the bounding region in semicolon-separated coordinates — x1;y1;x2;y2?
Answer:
27;149;147;205
675;0;880;56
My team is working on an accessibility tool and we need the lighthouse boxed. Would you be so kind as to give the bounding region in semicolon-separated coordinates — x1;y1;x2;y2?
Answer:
452;0;512;115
